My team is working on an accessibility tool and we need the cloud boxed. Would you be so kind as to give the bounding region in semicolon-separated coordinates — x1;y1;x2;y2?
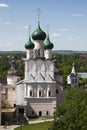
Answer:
5;22;11;25
50;33;62;37
67;36;79;41
10;36;26;40
0;3;9;7
59;28;68;32
0;43;3;46
72;13;83;17
22;25;29;29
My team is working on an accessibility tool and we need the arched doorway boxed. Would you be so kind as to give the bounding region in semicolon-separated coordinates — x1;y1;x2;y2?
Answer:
19;108;24;114
39;111;42;116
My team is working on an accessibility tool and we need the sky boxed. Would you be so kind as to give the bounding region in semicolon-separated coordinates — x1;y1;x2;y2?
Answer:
0;0;87;51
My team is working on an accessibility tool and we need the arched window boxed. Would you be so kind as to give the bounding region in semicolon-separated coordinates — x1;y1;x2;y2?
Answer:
39;111;42;116
46;111;49;116
49;91;51;97
38;49;40;56
56;89;59;94
30;90;33;97
39;90;42;97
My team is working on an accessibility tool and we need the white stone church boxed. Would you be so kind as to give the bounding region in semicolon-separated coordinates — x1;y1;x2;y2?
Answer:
16;21;64;117
67;63;79;86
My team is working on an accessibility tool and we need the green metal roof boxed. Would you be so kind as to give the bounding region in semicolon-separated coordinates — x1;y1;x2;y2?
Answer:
25;37;34;49
32;22;46;40
44;35;54;49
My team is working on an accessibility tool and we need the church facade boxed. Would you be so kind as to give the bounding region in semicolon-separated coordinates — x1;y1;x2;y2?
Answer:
16;21;64;117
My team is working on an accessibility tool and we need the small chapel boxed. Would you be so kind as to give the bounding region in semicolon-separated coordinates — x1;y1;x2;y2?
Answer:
16;13;64;117
67;63;79;86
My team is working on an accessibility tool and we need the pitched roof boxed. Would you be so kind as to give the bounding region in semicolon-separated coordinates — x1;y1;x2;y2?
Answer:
35;73;45;82
45;74;56;83
24;74;35;83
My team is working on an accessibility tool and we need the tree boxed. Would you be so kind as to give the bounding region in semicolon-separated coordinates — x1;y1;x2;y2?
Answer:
79;78;87;88
54;53;87;84
0;52;25;78
52;87;87;130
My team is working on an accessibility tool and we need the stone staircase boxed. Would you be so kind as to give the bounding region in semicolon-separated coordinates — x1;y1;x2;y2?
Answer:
8;113;28;125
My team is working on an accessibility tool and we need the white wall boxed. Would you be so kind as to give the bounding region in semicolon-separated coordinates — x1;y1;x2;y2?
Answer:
7;76;20;86
25;58;54;80
16;84;25;105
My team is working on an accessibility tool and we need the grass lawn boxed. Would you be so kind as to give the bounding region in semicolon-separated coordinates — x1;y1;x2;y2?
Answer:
1;108;15;112
14;121;53;130
29;116;53;121
28;117;39;121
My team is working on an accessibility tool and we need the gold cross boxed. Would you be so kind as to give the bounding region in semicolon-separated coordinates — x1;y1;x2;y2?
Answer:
28;25;31;40
46;24;49;35
37;8;42;22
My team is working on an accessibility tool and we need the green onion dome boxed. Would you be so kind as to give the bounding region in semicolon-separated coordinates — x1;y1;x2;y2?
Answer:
44;35;54;49
32;23;46;40
25;37;34;49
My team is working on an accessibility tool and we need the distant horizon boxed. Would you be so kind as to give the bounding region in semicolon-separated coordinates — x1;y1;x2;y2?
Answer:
0;49;87;52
